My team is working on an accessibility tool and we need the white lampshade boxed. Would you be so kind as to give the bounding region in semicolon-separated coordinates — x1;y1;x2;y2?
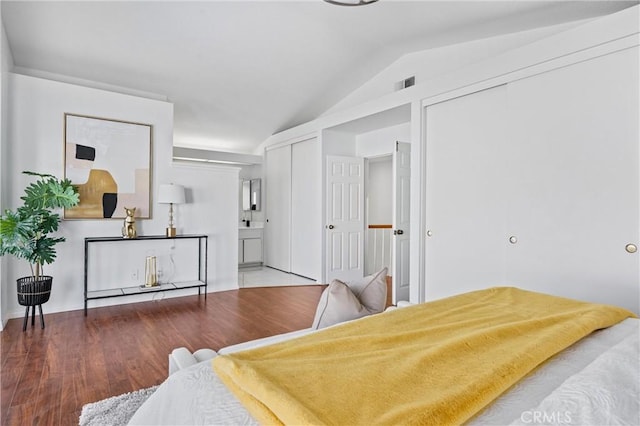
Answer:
158;184;185;204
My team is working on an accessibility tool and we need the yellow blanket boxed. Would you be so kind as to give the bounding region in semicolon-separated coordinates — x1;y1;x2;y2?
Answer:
213;287;634;425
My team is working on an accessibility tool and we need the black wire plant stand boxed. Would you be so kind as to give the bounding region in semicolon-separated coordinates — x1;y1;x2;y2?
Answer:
17;275;53;331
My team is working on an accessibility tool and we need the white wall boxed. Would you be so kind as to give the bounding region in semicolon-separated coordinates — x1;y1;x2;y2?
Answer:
325;20;586;116
356;123;410;158
2;74;239;323
0;11;15;329
170;162;239;290
366;158;392;225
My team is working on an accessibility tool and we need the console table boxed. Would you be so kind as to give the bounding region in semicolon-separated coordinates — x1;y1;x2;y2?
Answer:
84;234;208;315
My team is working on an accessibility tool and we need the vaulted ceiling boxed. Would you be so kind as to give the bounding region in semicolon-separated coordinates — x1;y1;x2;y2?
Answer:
2;1;636;154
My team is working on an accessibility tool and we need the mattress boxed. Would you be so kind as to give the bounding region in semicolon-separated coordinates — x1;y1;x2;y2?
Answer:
128;318;639;425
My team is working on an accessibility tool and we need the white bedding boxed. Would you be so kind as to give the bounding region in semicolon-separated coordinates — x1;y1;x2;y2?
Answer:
129;318;639;426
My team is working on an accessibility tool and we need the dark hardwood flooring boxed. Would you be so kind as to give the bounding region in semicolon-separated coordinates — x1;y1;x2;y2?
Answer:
1;285;325;426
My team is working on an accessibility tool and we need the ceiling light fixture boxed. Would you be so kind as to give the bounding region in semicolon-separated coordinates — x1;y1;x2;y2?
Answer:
324;0;379;6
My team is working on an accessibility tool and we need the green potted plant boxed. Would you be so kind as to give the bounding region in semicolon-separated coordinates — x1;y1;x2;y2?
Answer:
0;171;79;329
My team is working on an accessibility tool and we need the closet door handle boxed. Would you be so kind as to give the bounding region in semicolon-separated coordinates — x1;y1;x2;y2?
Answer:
327;225;335;230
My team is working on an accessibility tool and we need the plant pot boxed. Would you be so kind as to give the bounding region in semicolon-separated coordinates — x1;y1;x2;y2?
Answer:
17;276;52;306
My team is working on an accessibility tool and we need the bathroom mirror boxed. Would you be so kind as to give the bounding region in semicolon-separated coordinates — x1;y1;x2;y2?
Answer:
242;180;251;211
242;179;261;211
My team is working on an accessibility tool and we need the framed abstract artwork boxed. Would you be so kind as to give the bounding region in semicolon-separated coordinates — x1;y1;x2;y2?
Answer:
63;113;152;219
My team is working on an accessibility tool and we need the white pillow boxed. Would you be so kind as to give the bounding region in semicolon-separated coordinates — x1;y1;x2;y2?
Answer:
311;279;368;329
347;267;388;314
311;268;388;330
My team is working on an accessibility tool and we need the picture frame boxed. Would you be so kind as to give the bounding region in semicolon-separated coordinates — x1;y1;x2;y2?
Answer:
63;113;152;219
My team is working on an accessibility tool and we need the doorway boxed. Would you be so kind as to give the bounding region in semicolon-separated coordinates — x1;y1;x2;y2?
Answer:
364;155;393;276
364;141;411;303
325;141;410;303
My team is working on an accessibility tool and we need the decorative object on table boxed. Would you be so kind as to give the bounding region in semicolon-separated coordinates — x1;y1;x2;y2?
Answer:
157;183;185;237
144;256;158;287
121;207;137;239
0;171;79;331
63;113;152;219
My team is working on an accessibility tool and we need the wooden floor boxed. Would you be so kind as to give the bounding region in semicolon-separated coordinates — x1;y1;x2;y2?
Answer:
0;285;325;426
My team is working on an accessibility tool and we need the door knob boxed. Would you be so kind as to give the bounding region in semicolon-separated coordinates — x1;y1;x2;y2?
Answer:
327;225;334;230
394;229;404;235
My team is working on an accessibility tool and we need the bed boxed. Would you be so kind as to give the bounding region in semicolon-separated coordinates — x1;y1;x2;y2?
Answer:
129;287;639;425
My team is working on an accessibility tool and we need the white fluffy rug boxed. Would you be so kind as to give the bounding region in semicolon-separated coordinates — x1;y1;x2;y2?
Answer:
79;386;158;426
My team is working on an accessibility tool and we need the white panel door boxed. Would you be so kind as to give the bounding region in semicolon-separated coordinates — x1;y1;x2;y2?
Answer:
424;85;508;301
393;141;411;302
326;156;365;282
291;138;320;281
505;48;639;312
264;145;291;272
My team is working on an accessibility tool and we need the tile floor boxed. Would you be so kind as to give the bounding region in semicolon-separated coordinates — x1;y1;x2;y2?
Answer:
238;266;318;288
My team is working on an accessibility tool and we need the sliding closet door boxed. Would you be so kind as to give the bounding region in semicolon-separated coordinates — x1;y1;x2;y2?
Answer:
424;85;508;301
291;138;320;280
505;48;639;312
264;145;291;272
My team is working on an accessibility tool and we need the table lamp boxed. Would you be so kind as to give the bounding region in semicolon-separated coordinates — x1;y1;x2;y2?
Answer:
158;183;185;237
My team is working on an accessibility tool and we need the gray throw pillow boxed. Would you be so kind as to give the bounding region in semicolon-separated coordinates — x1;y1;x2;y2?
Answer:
311;279;368;329
347;267;388;314
311;268;388;330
